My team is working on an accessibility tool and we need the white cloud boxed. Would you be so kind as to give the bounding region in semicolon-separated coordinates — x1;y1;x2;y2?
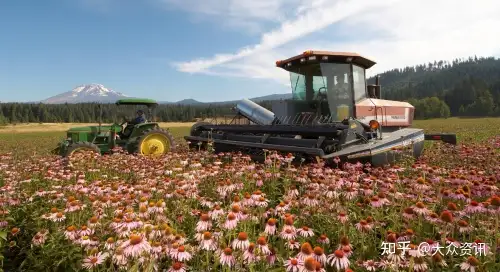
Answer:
171;0;500;85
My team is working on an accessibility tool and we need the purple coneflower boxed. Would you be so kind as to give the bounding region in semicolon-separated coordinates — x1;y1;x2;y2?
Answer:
327;249;349;270
232;232;250;250
284;258;304;272
121;234;152;258
82;252;108;270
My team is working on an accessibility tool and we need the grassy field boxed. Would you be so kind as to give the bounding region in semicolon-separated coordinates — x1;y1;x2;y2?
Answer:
0;118;499;271
0;117;498;157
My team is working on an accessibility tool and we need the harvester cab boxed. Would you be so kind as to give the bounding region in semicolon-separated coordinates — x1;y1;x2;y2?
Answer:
53;98;175;157
185;50;457;166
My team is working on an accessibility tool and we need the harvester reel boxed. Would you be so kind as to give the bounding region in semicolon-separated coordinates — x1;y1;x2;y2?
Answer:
135;128;176;156
64;141;100;157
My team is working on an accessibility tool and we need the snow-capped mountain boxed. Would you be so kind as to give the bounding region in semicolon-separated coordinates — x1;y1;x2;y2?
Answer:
42;84;129;104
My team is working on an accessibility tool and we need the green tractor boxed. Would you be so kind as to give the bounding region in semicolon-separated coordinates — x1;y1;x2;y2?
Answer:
53;98;176;157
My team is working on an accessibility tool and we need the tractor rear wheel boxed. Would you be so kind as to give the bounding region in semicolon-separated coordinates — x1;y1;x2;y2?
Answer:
136;128;176;156
64;141;101;157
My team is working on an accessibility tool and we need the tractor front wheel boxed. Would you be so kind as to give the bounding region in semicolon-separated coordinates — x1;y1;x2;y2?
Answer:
136;128;176;156
64;142;101;157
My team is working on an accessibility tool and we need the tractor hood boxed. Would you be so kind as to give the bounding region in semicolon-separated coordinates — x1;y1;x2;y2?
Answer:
67;125;121;133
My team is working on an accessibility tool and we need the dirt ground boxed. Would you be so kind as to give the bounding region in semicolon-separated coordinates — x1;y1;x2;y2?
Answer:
0;122;196;133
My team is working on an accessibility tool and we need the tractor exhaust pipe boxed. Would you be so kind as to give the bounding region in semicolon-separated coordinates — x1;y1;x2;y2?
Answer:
236;98;278;125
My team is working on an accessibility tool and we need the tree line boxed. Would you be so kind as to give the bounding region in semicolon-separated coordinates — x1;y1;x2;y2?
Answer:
0;101;275;124
368;56;500;118
1;56;500;124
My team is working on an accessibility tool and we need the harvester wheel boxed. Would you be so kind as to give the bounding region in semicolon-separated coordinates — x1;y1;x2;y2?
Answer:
64;142;100;157
136;128;176;156
189;122;211;150
190;122;212;137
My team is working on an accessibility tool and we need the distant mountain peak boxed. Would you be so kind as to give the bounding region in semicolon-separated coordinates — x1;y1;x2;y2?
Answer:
42;84;129;104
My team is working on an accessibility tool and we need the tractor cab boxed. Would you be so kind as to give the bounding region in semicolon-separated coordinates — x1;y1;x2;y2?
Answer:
274;51;376;124
115;98;158;139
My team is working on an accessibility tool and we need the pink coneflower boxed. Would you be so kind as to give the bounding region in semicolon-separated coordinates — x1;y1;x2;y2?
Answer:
338;236;353;252
82;252;108;270
431;253;448;268
64;225;78;240
286;239;300;250
255;196;269;207
256;236;271;255
210;205;224;220
265;218;277;235
282;216;296;232
313;246;327;266
232;232;250;250
457;220;473;233
200;232;217;251
370;195;384;208
337;212;348;224
296;242;313;261
121;234;152;258
196;214;212;232
297;226;314;238
285;257;304;272
79;225;93;237
402;207;415;220
31;230;49;246
266;247;277;265
317;234;330;245
303;194;319;207
362;260;378;271
219;247;235;268
104;237;115;250
355;220;372;232
460;256;480;271
174;245;192;262
326;249;350;270
446;237;462;248
408;243;424;258
150;241;162;257
223;213;239;230
52;212;66;222
168;262;187;272
287;185;300;198
413;202;430;215
243;243;258;264
87;216;100;229
280;228;297;240
343;187;358;200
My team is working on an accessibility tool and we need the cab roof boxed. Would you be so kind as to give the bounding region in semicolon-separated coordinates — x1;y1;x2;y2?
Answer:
276;50;377;70
115;98;158;106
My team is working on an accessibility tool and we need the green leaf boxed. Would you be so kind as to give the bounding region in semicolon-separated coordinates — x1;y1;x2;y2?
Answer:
0;231;6;241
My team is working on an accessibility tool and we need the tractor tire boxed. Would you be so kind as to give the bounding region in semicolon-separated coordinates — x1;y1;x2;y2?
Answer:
63;141;101;157
135;128;176;156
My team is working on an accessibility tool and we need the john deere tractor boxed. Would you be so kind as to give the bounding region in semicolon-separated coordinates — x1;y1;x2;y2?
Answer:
53;98;176;157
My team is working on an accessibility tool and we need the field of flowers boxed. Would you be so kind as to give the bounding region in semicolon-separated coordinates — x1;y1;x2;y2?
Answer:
0;118;499;272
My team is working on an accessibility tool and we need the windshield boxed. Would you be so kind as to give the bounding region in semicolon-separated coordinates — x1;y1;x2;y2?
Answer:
288;63;355;121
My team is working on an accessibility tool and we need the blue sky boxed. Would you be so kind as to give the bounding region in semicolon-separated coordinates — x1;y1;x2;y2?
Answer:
1;0;499;102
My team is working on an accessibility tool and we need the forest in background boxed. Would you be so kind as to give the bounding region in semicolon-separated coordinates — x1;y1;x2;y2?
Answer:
1;56;500;124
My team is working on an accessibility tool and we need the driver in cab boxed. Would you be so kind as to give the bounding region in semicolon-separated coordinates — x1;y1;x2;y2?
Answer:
118;110;147;139
130;110;146;124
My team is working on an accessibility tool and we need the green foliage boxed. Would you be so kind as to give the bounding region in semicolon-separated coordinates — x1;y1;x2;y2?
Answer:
368;56;500;118
408;97;450;119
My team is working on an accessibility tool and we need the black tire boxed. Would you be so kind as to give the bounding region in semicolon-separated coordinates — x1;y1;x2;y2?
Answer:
63;141;101;157
190;121;212;137
135;128;176;155
189;122;212;150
